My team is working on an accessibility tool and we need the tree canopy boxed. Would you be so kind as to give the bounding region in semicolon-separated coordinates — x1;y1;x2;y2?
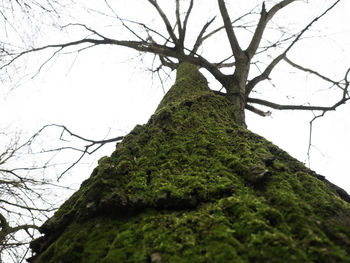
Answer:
1;0;349;127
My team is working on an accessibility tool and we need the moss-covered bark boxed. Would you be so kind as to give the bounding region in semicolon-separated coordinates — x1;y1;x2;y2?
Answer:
29;63;350;263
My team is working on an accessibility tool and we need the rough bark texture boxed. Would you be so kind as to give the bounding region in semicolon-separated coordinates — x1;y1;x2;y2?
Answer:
29;63;350;263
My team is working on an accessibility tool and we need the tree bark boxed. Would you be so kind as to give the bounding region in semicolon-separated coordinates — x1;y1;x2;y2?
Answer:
226;89;246;127
223;58;250;128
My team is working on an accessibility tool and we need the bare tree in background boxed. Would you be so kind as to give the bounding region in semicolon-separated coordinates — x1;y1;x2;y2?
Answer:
0;124;123;262
0;2;78;260
0;128;60;263
0;0;75;84
0;2;63;261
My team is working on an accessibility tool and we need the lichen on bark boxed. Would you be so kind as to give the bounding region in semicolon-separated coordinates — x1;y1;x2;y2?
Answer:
29;63;350;263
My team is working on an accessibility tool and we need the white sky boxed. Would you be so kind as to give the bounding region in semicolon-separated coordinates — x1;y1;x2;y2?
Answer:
1;0;350;194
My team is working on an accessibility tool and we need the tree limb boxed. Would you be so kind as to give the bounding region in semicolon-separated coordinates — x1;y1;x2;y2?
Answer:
201;8;256;45
284;56;341;87
182;0;194;42
148;0;178;44
246;0;296;58
39;124;124;180
246;104;272;117
247;95;349;112
1;212;40;245
0;198;56;212
175;0;182;39
246;53;285;96
175;0;194;50
246;0;342;96
191;16;216;55
217;0;244;60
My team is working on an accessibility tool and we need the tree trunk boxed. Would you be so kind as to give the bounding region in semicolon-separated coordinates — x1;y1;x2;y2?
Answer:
222;66;249;128
226;90;246;128
29;62;350;263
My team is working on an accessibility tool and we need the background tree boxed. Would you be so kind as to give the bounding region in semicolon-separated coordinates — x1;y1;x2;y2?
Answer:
0;124;123;262
0;2;75;261
0;0;76;84
0;128;60;263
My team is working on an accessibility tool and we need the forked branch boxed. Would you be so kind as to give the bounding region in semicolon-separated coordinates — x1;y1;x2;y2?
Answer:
246;0;342;96
38;124;124;180
246;0;296;58
148;0;178;44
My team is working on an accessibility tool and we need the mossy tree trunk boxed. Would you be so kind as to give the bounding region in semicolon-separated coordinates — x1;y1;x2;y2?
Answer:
29;63;350;263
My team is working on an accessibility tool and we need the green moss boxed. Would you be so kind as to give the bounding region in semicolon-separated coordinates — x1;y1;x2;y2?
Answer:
30;63;350;263
156;63;209;111
33;191;350;262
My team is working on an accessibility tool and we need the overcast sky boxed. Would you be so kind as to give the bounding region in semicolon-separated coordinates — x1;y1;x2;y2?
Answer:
1;0;349;193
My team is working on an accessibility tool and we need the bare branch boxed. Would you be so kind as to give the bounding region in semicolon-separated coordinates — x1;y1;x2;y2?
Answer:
213;55;234;68
215;62;236;69
284;57;341;87
0;120;127;259
175;0;182;39
1;212;40;249
201;9;255;44
217;0;244;60
191;16;216;55
101;0;144;44
246;53;285;96
182;0;194;40
246;0;297;58
2;27;227;84
306;68;350;164
53;124;124;145
246;0;342;96
0;198;56;213
107;15;170;43
9;224;40;236
159;56;177;70
247;92;349;112
246;104;272;117
148;0;178;44
39;124;124;180
255;33;298;55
